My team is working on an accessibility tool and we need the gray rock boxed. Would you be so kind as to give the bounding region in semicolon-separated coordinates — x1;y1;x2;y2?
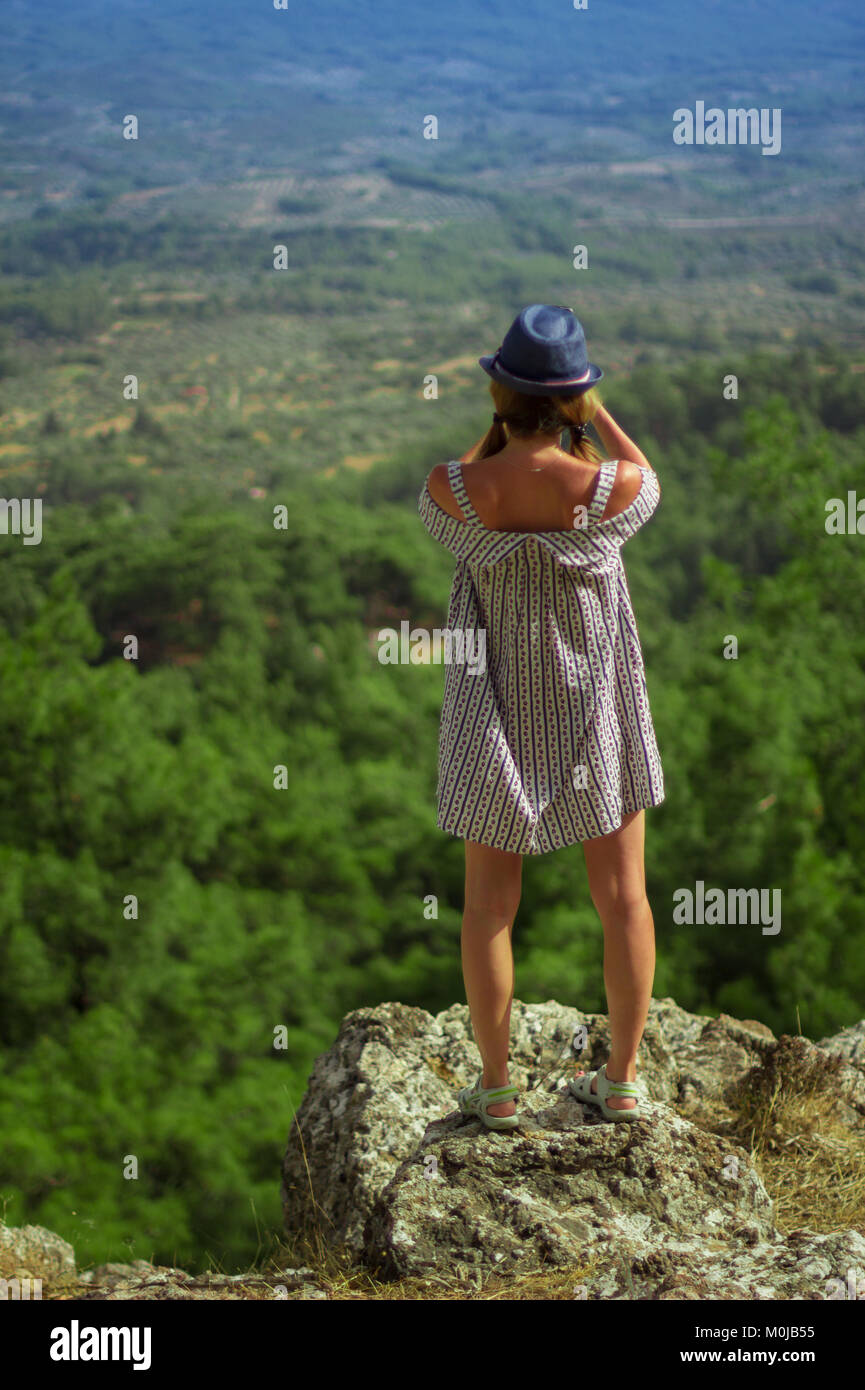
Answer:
818;1019;865;1067
274;1266;316;1284
79;1260;166;1284
77;1263;327;1301
363;1087;778;1281
282;997;865;1297
81;1260;192;1286
592;1228;865;1300
672;1012;776;1115
0;1223;76;1280
281;995;775;1256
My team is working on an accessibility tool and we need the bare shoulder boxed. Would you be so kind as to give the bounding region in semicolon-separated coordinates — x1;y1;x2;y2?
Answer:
601;459;656;520
426;462;465;521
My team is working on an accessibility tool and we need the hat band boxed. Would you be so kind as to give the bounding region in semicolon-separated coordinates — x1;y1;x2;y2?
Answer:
494;350;592;386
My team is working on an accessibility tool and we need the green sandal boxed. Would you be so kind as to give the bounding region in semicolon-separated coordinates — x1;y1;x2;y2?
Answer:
569;1063;642;1122
457;1073;520;1131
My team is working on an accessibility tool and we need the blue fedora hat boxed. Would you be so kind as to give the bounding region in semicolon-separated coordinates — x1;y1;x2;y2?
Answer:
479;304;603;397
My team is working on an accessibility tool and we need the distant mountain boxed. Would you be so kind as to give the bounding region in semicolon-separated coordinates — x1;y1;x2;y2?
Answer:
3;0;862;96
1;1;861;193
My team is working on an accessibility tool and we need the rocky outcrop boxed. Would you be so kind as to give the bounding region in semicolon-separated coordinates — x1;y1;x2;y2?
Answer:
279;996;771;1254
4;998;862;1301
0;1230;329;1300
282;997;865;1297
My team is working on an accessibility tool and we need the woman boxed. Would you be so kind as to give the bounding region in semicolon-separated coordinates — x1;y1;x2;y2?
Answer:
417;304;664;1129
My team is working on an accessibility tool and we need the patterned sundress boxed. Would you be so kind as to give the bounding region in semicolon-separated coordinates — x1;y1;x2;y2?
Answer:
417;457;665;853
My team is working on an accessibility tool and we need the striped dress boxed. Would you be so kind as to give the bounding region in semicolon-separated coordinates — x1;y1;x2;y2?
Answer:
417;457;665;854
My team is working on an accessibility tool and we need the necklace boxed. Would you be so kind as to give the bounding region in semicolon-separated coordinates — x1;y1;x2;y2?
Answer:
496;454;561;473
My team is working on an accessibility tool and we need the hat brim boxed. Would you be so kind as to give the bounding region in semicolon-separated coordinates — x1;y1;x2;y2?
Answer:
479;355;603;397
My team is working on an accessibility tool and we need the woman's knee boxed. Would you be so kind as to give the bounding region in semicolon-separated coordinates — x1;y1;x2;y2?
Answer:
463;887;522;924
589;882;650;924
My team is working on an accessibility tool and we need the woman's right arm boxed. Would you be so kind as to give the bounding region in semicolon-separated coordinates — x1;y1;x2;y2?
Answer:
591;405;653;471
590;405;658;520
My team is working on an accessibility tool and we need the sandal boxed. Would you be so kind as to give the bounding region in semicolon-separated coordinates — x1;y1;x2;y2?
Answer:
457;1073;520;1131
569;1062;642;1122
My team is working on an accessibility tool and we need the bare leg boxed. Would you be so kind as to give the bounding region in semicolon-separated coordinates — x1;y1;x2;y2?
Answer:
461;839;523;1118
578;810;655;1109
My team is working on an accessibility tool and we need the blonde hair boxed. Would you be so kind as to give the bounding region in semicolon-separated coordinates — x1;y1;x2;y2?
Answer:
466;381;604;465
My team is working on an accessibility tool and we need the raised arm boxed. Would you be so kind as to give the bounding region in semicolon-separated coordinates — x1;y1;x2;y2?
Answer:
591;405;654;472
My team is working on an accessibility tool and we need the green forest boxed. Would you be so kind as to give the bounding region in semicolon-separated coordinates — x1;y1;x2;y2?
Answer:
1;340;864;1272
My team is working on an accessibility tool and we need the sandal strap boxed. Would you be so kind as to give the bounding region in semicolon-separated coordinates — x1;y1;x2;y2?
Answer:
465;1075;519;1105
600;1065;639;1097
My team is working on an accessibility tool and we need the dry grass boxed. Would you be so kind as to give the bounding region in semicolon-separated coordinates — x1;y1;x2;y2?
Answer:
702;1036;865;1238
